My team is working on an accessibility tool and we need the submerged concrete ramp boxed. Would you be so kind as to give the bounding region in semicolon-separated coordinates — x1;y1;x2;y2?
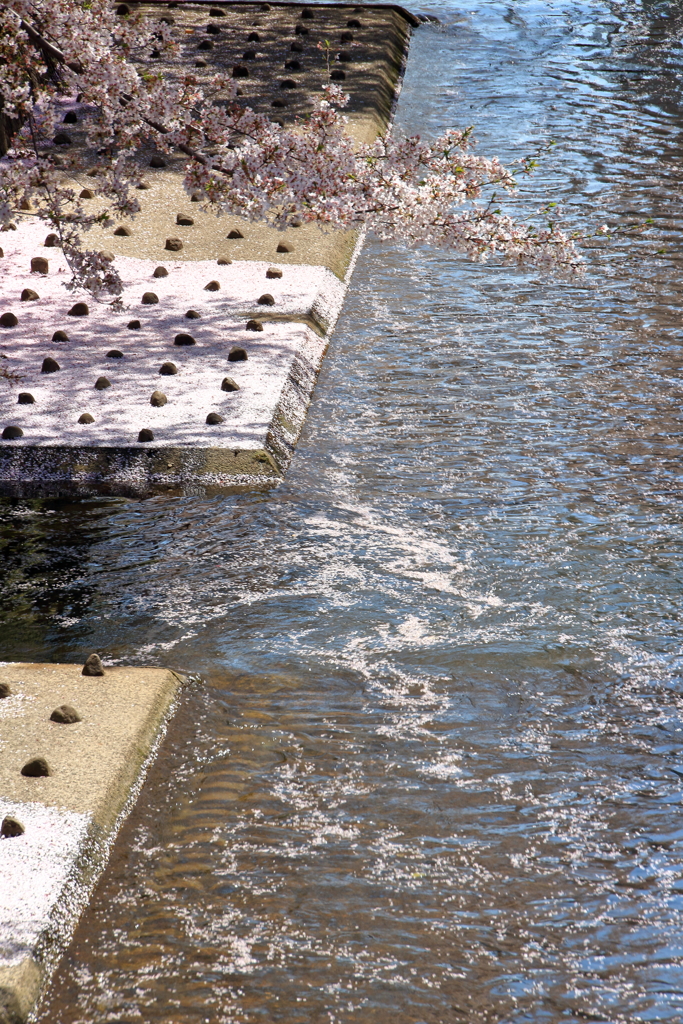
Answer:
0;661;182;1024
0;1;417;497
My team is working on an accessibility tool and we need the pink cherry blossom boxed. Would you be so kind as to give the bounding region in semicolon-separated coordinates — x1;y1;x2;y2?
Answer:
0;0;580;318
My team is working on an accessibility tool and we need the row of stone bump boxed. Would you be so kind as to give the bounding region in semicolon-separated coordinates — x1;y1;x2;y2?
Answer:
0;263;283;329
150;4;363;59
2;217;296;250
2;355;244;439
0;654;105;839
5;291;275;314
20;346;246;374
169;5;360;98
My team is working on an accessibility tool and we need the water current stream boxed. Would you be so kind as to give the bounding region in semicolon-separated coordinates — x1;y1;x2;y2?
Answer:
3;0;683;1020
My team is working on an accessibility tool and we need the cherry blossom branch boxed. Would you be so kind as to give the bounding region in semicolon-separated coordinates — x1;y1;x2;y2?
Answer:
0;0;584;304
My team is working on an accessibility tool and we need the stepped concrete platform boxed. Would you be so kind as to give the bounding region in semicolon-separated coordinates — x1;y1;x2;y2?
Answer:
0;661;183;1024
0;1;417;498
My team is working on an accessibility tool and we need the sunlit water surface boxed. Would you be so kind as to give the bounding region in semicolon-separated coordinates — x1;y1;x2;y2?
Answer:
4;1;683;1021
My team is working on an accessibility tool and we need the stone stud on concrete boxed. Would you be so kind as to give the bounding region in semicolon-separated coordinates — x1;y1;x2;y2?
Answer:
68;301;89;316
31;256;49;274
221;376;240;391
150;155;167;168
44;233;59;247
266;267;283;278
21;757;51;778
243;49;257;59
53;132;72;146
257;293;275;305
204;280;220;291
95;376;111;390
0;312;18;327
228;346;248;362
281;79;297;89
100;249;115;262
339;49;352;62
295;24;309;35
217;257;232;265
246;319;263;331
21;288;39;301
153;266;169;277
63;110;78;124
232;64;249;78
2;426;23;439
174;333;196;346
113;225;132;236
185;310;201;319
138;428;155;442
347;18;363;27
17;393;35;404
176;214;194;226
291;41;304;52
198;39;214;50
209;7;226;15
78;413;95;424
341;30;353;42
159;362;178;375
0;817;24;838
50;705;82;724
136;181;151;190
206;412;224;424
227;228;244;239
248;30;260;40
272;99;287;108
195;59;208;68
41;357;60;373
128;319;141;330
285;58;301;70
142;291;159;304
150;390;168;407
116;2;130;14
165;238;183;251
0;682;11;697
207;23;221;34
331;68;346;80
79;188;95;199
276;242;293;253
82;653;104;676
52;330;69;341
301;8;315;18
106;349;124;358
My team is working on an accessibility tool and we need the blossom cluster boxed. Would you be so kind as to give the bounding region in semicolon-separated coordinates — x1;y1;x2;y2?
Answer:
0;0;580;305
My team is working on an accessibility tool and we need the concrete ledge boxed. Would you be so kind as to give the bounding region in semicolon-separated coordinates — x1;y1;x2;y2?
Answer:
0;663;183;1023
0;1;413;496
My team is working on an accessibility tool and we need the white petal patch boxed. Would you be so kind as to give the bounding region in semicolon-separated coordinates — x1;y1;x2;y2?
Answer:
0;218;347;451
0;800;91;966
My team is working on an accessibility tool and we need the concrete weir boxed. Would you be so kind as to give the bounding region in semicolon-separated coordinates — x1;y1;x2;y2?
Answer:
0;661;183;1024
0;1;418;498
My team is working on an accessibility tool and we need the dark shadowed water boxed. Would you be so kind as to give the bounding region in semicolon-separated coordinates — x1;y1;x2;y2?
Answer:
4;1;683;1021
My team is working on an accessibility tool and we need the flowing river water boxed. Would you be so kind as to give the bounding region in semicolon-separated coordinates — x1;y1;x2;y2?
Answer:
3;0;683;1021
